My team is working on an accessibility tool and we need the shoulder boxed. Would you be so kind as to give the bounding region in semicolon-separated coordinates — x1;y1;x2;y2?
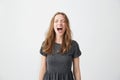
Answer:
40;41;47;57
71;40;79;46
70;40;82;58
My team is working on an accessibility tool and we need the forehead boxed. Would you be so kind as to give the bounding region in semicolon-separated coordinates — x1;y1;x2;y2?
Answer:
54;14;65;20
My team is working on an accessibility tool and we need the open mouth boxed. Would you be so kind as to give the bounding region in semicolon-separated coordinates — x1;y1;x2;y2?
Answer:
57;28;63;31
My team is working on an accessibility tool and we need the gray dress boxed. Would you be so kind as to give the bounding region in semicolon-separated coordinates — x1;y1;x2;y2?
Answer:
40;40;82;80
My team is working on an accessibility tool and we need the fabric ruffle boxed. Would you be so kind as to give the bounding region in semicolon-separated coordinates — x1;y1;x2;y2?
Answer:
43;71;74;80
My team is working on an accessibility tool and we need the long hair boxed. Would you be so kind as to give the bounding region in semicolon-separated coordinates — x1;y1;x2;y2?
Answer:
42;12;72;54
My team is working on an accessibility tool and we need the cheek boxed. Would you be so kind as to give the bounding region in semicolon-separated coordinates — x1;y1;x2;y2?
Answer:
54;23;57;29
54;23;56;28
62;27;66;33
63;24;66;30
53;25;57;33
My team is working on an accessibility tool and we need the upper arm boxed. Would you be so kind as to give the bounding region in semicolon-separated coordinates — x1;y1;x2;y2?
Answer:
73;57;80;72
40;55;47;69
39;55;47;80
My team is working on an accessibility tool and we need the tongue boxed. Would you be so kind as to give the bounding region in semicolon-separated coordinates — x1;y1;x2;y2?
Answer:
58;29;62;33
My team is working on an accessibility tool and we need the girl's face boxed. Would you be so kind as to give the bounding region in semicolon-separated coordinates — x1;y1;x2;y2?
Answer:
54;14;66;37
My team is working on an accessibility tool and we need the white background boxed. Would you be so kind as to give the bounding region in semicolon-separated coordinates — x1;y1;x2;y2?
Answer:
0;0;120;80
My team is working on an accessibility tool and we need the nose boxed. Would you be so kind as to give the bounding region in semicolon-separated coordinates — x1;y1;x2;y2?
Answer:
57;20;62;25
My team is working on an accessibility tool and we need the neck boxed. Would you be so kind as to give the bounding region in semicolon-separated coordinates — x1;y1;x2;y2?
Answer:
55;36;63;44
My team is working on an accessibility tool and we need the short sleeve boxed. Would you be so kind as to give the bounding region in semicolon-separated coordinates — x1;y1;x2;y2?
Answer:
39;42;47;57
72;40;82;58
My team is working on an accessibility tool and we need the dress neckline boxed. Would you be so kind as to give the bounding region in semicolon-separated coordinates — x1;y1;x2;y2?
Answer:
54;42;62;45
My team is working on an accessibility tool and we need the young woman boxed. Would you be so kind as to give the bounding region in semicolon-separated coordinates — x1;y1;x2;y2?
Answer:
39;12;82;80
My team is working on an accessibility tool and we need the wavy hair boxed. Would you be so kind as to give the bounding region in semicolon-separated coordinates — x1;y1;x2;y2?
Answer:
42;12;72;54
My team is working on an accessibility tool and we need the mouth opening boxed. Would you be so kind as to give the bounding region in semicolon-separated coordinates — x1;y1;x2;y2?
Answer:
57;28;62;31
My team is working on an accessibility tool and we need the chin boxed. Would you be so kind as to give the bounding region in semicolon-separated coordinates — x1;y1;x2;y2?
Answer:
56;33;64;37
